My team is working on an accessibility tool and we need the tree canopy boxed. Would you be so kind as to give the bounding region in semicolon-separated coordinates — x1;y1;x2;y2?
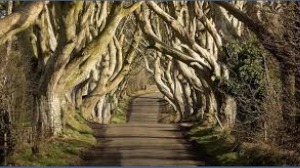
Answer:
0;1;299;166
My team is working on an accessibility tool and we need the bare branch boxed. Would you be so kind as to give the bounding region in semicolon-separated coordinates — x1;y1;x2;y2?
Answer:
0;2;44;45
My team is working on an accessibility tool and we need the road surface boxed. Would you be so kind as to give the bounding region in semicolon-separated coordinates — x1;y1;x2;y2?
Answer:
82;93;205;166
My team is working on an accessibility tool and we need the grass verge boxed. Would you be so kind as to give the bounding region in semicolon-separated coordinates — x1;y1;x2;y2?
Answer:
187;126;300;166
187;126;237;166
110;96;130;124
9;113;96;166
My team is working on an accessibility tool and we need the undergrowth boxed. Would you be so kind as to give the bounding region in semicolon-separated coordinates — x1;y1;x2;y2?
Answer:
110;96;130;124
8;112;96;166
158;103;177;123
188;126;300;166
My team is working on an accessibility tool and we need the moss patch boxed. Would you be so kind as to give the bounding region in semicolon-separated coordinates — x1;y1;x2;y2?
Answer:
65;109;93;134
9;128;96;166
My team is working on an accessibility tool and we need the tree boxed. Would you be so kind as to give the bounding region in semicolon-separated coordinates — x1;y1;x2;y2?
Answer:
215;1;299;129
0;2;144;153
139;2;240;128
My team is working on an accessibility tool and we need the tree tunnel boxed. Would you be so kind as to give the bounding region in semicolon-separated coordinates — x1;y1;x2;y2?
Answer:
0;1;299;149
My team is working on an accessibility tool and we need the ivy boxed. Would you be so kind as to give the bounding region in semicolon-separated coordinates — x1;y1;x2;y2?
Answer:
220;39;266;134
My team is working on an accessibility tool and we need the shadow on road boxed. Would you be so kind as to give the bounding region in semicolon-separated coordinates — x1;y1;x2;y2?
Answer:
81;93;205;166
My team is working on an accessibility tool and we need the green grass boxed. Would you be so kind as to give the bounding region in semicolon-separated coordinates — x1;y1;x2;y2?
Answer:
188;126;300;166
9;128;96;166
110;97;130;124
187;126;238;166
65;107;93;134
110;108;127;124
9;108;96;166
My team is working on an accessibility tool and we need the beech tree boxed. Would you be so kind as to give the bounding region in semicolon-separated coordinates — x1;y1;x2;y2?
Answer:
1;1;299;156
0;2;144;151
139;1;242;128
214;1;300;129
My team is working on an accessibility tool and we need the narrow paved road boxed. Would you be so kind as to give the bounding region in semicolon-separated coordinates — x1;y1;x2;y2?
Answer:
83;93;205;166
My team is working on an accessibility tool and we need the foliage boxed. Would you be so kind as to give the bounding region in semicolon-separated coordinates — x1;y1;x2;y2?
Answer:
0;1;299;166
187;126;238;166
188;125;300;166
219;39;266;138
239;143;300;166
0;47;33;166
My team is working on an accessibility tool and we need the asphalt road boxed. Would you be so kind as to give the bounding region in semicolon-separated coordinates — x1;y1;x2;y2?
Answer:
82;93;205;166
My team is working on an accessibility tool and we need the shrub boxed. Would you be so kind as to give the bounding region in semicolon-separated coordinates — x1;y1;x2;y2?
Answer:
219;39;266;141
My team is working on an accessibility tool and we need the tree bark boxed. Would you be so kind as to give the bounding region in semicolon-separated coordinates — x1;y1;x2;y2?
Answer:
0;2;44;45
215;1;296;127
